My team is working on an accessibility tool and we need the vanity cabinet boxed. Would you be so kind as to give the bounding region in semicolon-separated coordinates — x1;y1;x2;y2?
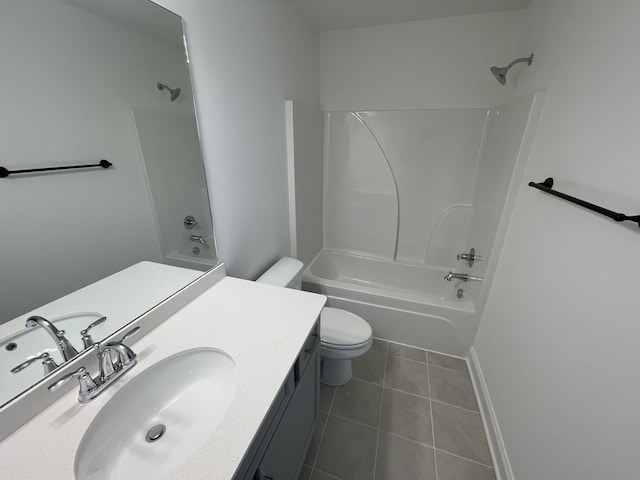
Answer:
233;320;320;480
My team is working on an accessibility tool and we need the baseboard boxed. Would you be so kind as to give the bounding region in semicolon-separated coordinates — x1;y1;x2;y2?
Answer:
467;346;514;480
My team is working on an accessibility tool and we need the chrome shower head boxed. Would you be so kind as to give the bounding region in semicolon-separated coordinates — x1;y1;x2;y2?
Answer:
157;82;181;101
490;66;509;85
490;53;534;85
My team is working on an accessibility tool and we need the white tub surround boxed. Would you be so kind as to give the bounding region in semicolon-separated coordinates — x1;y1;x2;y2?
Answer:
0;277;326;480
312;94;545;357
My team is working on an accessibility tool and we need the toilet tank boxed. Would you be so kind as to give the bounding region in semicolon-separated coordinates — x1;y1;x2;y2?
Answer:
256;257;304;289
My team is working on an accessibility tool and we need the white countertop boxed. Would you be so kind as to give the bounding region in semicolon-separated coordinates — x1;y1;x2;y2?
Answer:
0;276;326;480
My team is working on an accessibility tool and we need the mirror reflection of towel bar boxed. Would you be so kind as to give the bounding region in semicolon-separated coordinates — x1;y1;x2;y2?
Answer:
0;159;113;178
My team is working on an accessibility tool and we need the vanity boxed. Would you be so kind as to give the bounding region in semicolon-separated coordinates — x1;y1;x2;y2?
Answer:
0;268;327;479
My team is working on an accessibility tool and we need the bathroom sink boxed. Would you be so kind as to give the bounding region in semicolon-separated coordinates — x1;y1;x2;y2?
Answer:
75;348;238;480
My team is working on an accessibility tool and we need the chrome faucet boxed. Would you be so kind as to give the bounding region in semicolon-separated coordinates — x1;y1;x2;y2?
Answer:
48;326;139;403
97;341;136;382
444;272;483;282
189;234;206;246
25;315;79;361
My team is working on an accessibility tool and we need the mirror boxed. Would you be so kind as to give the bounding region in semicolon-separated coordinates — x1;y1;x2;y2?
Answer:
0;0;216;407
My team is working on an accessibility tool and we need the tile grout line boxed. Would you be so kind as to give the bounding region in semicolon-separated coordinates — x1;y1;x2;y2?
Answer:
372;342;389;480
313;467;343;480
428;363;472;376
433;447;496;469
310;387;337;474
427;349;439;480
327;413;379;431
430;398;482;415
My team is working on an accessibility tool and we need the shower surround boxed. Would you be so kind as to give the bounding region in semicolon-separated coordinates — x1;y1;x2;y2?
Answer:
304;95;544;355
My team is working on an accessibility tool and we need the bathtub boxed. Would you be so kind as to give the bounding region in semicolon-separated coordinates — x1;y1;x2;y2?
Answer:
165;250;218;272
302;250;479;356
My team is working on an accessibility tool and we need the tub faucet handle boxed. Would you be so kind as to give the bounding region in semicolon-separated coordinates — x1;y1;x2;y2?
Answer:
456;248;487;267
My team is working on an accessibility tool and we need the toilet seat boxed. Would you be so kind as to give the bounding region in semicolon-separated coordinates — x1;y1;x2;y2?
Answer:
320;307;372;348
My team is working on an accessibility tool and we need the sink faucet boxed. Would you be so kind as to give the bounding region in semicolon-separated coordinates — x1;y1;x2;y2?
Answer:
48;326;139;403
25;315;79;361
97;341;137;382
444;272;483;282
189;235;206;246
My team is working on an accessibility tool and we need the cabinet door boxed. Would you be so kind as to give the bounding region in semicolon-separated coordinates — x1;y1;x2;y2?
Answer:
257;347;320;480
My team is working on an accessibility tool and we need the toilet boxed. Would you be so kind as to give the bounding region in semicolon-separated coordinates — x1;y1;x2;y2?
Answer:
256;257;372;386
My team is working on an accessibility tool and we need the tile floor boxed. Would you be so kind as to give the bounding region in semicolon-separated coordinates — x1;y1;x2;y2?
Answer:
299;339;495;480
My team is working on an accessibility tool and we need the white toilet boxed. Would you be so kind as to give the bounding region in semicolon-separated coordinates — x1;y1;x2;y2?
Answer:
257;257;372;386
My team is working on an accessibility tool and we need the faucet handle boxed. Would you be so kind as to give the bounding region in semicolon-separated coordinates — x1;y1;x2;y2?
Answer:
120;326;140;343
456;248;487;267
48;366;98;397
80;316;107;349
11;352;59;375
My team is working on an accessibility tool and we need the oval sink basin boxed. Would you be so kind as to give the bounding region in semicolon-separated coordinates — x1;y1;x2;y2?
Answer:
75;348;238;480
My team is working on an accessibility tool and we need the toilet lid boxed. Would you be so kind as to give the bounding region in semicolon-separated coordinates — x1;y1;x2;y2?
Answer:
321;307;372;347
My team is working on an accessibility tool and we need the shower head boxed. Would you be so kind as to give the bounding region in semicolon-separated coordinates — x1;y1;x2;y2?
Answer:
490;53;534;85
157;82;181;101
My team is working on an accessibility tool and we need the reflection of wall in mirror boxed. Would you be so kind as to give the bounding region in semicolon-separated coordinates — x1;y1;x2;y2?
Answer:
0;0;197;324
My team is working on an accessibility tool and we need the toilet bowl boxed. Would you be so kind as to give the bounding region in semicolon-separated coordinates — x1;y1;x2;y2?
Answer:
256;257;372;386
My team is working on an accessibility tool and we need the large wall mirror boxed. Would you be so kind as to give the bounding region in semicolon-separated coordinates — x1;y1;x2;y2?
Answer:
0;0;216;408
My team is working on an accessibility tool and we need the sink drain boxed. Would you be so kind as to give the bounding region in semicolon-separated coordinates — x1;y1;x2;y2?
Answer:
146;424;166;443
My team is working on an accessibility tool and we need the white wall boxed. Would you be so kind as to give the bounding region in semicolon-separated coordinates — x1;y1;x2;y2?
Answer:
473;1;640;479
320;10;526;111
155;0;323;279
0;0;193;323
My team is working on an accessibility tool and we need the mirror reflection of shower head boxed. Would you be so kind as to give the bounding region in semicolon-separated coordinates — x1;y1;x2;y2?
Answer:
157;82;181;101
490;53;534;85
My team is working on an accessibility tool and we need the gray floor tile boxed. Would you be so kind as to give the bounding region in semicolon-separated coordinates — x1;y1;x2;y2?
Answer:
375;432;437;480
384;355;429;396
370;338;388;353
352;350;386;384
331;379;382;427
304;412;328;467
315;416;377;480
299;466;313;480
432;402;492;465
429;365;479;411
428;352;469;373
388;342;427;363
320;384;336;413
311;470;341;480
436;450;496;480
380;388;432;445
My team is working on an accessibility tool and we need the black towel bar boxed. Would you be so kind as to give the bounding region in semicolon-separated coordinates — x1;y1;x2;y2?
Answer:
528;177;640;227
0;159;112;178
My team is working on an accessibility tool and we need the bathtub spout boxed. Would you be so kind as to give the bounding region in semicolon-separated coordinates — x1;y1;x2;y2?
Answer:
444;272;483;283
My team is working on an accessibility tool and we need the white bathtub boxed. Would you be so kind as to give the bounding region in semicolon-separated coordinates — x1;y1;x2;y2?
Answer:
302;250;479;356
165;250;218;272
